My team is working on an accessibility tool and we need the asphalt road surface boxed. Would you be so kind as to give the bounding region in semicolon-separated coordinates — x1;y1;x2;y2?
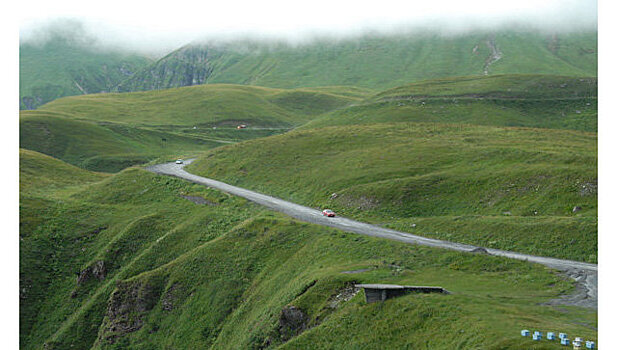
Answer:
146;159;597;308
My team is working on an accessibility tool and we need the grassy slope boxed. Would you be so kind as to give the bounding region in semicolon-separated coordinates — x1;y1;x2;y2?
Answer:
20;111;223;172
23;84;366;172
19;37;150;110
195;31;597;90
490;32;597;76
303;75;597;132
20;151;596;349
187;123;597;263
27;75;597;175
20;149;109;194
38;84;365;127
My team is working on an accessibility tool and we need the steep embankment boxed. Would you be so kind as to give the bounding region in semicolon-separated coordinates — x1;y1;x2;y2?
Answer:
20;151;597;349
118;30;596;93
187;122;597;263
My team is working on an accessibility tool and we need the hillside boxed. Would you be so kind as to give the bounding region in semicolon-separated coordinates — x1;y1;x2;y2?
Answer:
19;16;600;350
302;75;597;132
187;122;597;263
19;149;109;194
19;151;597;349
38;84;364;127
21;84;366;172
19;111;223;172
24;74;598;176
118;30;597;93
19;35;151;110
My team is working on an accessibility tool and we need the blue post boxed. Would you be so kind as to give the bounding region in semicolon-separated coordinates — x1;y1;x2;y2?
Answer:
521;330;530;336
533;333;542;341
585;340;595;349
561;338;570;346
559;333;568;339
547;332;556;340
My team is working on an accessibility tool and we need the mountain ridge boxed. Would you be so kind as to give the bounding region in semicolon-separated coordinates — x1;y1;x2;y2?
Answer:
117;30;597;92
20;29;597;109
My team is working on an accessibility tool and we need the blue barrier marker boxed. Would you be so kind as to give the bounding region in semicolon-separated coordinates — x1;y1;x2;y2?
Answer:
521;330;530;336
547;332;556;340
533;333;542;341
559;333;568;339
561;338;570;346
585;340;595;349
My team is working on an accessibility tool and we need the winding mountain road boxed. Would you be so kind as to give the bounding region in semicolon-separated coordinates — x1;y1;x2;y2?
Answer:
146;160;597;308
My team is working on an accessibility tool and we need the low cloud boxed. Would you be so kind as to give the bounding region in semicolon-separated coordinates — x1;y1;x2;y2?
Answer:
19;0;597;56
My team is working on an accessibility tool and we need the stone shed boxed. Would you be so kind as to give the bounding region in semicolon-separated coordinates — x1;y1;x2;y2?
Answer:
355;284;449;303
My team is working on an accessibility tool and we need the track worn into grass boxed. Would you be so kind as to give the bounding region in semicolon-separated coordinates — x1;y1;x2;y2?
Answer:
146;160;597;308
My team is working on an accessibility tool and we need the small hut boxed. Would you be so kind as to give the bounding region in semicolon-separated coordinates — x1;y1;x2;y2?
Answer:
355;284;449;303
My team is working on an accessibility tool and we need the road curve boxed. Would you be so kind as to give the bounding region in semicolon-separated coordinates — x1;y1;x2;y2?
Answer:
146;160;597;308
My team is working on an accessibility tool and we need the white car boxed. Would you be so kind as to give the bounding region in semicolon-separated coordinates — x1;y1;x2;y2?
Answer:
175;159;183;164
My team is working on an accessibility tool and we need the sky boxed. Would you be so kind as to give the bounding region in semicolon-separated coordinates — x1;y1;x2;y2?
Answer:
17;0;598;55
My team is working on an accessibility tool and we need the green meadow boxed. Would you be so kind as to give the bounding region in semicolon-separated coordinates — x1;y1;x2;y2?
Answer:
303;75;597;132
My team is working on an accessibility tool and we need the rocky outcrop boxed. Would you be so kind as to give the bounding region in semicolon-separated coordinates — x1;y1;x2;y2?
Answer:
71;260;107;298
116;45;217;92
278;306;309;341
161;283;181;311
76;260;106;285
98;279;163;345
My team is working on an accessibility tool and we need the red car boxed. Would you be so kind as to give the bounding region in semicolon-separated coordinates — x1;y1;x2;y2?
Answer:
322;209;336;217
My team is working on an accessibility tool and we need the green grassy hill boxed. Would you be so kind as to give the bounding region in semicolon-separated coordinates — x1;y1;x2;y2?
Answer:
19;151;597;349
20;23;598;350
26;75;597;174
302;75;597;132
20;35;150;110
119;30;596;93
19;148;109;195
187;122;597;263
22;84;364;172
19;111;223;172
38;84;364;127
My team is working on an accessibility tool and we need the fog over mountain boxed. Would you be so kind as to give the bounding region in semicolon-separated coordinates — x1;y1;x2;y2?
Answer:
19;0;597;56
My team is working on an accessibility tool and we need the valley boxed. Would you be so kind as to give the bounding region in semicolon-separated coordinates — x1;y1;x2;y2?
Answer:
19;26;598;349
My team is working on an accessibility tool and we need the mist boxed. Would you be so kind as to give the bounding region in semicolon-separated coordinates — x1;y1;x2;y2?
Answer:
19;0;597;56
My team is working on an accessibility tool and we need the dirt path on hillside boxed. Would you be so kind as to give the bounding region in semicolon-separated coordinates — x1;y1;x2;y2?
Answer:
146;160;597;309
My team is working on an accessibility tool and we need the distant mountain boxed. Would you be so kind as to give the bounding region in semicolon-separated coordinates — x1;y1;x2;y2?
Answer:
20;28;596;109
115;45;219;92
118;30;597;92
19;36;151;110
